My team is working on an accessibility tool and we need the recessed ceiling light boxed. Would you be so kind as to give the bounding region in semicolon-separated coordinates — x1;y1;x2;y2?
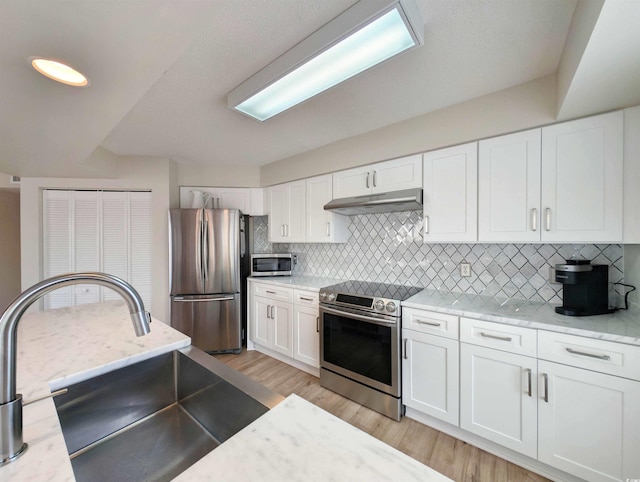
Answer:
30;57;89;87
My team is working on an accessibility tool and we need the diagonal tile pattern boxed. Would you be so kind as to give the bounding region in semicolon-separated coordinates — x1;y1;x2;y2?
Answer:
251;213;624;306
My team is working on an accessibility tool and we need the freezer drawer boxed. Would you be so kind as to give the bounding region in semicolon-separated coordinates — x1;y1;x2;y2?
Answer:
171;294;241;353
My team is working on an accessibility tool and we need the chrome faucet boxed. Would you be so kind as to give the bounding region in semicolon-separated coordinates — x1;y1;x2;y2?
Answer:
0;272;151;466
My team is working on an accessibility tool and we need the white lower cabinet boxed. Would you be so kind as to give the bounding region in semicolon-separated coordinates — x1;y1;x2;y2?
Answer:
249;281;319;374
460;343;538;458
402;329;459;425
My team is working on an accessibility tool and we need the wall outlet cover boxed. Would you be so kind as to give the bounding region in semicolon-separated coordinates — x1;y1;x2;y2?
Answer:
460;262;471;277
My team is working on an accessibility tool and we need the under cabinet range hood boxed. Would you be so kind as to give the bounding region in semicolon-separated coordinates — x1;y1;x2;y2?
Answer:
323;188;423;215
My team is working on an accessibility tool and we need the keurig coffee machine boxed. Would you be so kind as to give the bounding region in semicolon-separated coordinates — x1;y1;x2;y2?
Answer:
554;259;614;316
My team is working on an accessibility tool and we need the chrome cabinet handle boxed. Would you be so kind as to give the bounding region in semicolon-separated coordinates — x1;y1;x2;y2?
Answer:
424;215;429;234
542;373;549;402
266;305;271;319
526;368;532;397
280;224;284;237
545;208;551;231
316;316;320;333
417;320;441;327
300;296;313;302
566;347;611;361
403;338;408;359
270;305;275;318
326;222;330;237
373;170;377;187
266;290;276;295
531;208;537;232
479;332;512;342
366;172;370;189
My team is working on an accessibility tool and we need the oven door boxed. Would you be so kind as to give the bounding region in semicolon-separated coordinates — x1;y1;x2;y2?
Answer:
320;304;400;397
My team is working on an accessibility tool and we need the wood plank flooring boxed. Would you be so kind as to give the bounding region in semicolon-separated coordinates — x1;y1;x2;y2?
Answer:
215;350;550;482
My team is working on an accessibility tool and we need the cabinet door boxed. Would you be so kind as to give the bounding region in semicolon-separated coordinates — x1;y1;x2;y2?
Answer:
460;343;537;458
268;184;287;242
423;142;478;242
541;110;623;242
215;188;251;212
371;154;422;193
402;330;459;425
271;300;293;357
252;296;271;347
293;304;320;367
286;180;306;242
479;129;541;242
538;360;640;482
306;174;349;243
332;165;372;198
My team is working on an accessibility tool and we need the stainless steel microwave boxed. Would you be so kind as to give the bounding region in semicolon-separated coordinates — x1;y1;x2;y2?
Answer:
251;254;293;277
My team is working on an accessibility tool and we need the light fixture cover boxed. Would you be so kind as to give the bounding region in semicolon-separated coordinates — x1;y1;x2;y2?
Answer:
30;58;89;87
228;0;423;121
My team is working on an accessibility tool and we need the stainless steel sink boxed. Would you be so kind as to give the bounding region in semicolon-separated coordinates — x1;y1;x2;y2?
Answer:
54;347;283;482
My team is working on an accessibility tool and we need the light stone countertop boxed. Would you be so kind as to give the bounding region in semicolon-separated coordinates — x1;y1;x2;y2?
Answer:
403;289;640;346
3;299;451;482
248;275;345;291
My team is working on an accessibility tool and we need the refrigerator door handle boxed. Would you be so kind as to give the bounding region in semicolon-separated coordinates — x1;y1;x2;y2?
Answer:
202;218;209;282
173;295;235;302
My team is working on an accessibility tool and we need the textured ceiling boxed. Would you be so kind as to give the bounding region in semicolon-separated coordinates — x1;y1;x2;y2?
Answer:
2;0;635;179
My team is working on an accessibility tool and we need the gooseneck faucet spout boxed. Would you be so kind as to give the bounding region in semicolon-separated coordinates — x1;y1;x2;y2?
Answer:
0;272;151;466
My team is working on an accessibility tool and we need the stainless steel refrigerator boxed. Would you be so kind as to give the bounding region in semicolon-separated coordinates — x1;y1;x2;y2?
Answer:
169;208;249;353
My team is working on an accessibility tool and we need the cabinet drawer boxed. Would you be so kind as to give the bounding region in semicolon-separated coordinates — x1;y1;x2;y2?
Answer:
538;331;640;381
402;308;458;339
294;289;318;307
253;283;292;302
460;318;536;357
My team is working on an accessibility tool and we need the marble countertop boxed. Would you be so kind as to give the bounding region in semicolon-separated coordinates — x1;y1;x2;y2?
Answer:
248;275;345;291
3;299;450;482
403;289;640;346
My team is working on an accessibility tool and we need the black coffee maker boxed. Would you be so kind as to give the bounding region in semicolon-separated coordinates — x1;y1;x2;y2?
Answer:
554;259;614;316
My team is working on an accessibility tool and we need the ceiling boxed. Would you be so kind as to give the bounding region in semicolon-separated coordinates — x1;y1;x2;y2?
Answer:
1;0;638;179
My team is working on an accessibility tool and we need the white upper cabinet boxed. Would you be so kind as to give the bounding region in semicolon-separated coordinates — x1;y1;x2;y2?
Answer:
179;186;266;215
268;180;306;243
423;142;478;243
305;174;349;243
332;154;422;198
479;129;542;242
541;110;623;242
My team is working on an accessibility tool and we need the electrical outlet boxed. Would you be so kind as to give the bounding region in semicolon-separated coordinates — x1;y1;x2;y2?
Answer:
460;262;471;277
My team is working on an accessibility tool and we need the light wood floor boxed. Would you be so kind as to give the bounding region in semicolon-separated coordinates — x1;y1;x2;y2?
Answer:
215;350;550;482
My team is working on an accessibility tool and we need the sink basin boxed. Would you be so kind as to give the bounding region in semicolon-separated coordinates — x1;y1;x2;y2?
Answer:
53;347;283;482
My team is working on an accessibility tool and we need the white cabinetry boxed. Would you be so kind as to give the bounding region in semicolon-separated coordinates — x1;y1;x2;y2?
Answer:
332;154;422;198
268;180;306;243
423;142;477;242
540;110;623;242
305;174;349;243
179;186;265;215
249;280;320;375
479;129;542;242
537;331;640;482
251;283;293;357
293;289;320;367
459;318;538;458
402;308;459;425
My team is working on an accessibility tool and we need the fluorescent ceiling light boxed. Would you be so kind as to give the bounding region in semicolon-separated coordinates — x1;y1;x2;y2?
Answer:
30;58;89;87
227;0;423;121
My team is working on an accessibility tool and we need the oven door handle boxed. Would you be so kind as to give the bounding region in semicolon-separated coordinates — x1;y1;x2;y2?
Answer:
319;305;397;327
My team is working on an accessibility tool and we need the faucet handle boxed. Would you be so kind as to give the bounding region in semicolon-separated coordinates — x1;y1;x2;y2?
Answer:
23;388;68;407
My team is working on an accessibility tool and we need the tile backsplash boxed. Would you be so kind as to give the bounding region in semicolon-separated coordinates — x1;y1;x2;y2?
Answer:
251;212;624;305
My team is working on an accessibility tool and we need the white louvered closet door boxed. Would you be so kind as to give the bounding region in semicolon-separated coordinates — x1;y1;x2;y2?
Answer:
42;190;152;310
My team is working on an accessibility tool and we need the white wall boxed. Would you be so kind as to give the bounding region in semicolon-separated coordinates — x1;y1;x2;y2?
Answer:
178;163;261;188
260;75;557;186
0;191;21;311
624;246;640;309
20;156;173;323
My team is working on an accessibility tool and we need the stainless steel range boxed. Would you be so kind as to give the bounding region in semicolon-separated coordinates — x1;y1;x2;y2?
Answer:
319;280;421;421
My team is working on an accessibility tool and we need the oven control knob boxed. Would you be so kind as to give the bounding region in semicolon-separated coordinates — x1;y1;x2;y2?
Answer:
374;300;385;311
385;301;396;313
319;292;327;301
327;293;336;302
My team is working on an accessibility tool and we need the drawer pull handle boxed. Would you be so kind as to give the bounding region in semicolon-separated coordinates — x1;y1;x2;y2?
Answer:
417;320;441;327
479;332;512;342
545;208;551;231
542;373;549;402
526;368;532;397
266;290;276;295
531;208;537;232
316;317;320;333
403;338;408;359
565;347;611;361
299;296;314;302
